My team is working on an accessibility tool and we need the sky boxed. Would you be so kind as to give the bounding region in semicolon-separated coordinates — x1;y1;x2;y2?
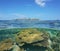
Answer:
0;0;60;20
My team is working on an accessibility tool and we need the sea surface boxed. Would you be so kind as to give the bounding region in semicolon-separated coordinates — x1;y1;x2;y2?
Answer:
0;20;60;29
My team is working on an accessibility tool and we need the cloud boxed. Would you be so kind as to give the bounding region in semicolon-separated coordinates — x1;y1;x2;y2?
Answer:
11;13;27;18
35;0;48;7
0;13;28;20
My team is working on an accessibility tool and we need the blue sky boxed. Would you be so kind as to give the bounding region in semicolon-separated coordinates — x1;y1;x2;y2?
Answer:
0;0;60;20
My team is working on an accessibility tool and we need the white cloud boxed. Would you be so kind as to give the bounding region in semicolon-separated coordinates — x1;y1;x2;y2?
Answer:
0;13;28;20
11;13;27;18
35;0;48;7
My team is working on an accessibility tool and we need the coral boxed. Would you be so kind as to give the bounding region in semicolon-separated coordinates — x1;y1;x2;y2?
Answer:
0;38;13;51
15;29;53;51
0;28;60;51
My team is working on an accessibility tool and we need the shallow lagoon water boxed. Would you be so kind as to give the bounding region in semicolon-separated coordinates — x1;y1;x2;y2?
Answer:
0;20;60;51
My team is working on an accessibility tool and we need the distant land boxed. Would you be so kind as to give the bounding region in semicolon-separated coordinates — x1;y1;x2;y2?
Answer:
0;18;60;29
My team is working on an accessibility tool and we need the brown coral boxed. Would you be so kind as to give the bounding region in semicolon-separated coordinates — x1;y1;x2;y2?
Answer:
0;38;13;51
15;29;50;48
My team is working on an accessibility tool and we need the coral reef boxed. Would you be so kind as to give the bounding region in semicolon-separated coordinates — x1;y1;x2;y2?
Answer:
0;28;60;51
0;38;13;51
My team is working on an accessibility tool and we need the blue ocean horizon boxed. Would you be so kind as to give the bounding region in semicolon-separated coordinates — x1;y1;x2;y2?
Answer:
0;19;60;29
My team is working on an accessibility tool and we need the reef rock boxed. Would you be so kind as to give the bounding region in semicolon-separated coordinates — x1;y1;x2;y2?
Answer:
0;38;13;51
15;29;50;48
